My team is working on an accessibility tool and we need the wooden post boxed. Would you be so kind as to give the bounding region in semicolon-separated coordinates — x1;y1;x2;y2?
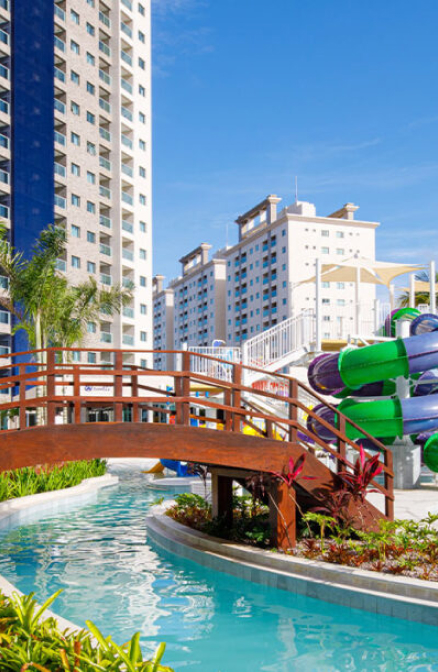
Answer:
19;363;26;430
269;478;296;550
384;449;394;520
73;365;81;424
288;379;298;444
337;414;347;472
211;471;233;527
181;351;191;426
224;389;232;431
114;351;123;422
132;366;140;422
46;350;56;426
232;364;242;432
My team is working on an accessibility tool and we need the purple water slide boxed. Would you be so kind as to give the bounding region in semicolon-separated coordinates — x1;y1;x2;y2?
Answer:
401;395;438;435
307;353;343;395
404;331;438;374
306;403;337;443
413;369;438;396
410;313;438;336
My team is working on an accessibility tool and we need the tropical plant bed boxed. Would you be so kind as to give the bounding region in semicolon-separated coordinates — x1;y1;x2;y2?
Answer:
0;460;107;502
0;589;173;671
166;494;438;583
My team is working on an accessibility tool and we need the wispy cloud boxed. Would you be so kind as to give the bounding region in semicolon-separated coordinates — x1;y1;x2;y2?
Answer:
407;115;438;130
152;0;212;77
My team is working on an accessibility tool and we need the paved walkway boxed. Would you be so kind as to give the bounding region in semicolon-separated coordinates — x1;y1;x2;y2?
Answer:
393;484;438;520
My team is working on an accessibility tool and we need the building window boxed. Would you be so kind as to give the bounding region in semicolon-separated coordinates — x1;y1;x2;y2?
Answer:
138;30;145;42
71;101;80;115
86;82;95;95
86;0;95;6
87;261;96;273
70;9;80;24
322;281;330;288
337;282;345;289
71;225;80;238
139;112;146;124
138;3;145;14
71;70;80;85
322;230;329;237
140;276;146;287
86;111;95;125
139;221;146;233
87;322;97;333
87;352;96;364
140;331;147;342
71;194;80;207
336;231;345;238
71;40;80;54
139;249;146;260
71;132;80;146
87;141;96;155
71;163;80;176
139;194;146;205
86;22;95;36
87;171;95;184
139;166;146;178
138;57;145;69
139;85;145;96
86;52;95;66
322;247;329;254
139;139;146;151
87;231;96;243
87;201;96;214
71;255;80;268
336;248;344;255
140;304;147;315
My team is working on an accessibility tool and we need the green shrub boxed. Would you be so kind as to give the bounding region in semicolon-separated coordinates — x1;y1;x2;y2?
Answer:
0;460;107;503
0;589;174;671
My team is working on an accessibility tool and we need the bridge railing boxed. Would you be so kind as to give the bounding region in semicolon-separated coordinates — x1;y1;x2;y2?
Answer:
0;347;393;518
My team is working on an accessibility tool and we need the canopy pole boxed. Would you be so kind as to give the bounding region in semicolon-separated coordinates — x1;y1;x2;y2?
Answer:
409;273;416;308
389;284;395;312
315;258;322;351
430;261;436;314
355;266;360;335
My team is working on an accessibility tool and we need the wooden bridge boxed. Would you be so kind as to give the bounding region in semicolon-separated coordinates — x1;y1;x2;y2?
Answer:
0;348;394;549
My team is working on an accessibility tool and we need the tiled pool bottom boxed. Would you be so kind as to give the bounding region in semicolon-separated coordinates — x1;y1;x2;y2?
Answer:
0;474;438;671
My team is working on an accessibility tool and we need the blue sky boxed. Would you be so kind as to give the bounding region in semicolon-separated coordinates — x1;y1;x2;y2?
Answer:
152;0;438;283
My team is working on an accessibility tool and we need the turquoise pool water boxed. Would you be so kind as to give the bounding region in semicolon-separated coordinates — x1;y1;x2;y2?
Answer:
1;474;438;671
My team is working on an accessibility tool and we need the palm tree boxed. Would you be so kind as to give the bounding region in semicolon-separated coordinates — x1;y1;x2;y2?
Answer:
398;270;438;308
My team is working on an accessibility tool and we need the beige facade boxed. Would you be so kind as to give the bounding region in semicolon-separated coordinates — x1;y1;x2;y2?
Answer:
53;0;152;364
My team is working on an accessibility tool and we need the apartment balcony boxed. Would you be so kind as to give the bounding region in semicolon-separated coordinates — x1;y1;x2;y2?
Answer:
121;192;133;206
122;248;134;262
100;273;112;286
121;164;133;179
54;98;66;116
99;69;111;87
99;126;111;143
121;0;132;10
54;162;66;179
99;155;111;173
56;258;66;272
54;194;66;209
100;331;112;344
121;79;132;95
120;50;132;67
99;41;111;58
122;307;134;319
120;22;132;39
122;334;134;346
100;214;111;229
54;130;66;147
99;10;111;28
55;5;65;22
99;98;111;115
54;35;65;53
0;275;8;290
122;276;133;288
54;66;65;84
121;134;133;150
99;185;111;200
99;242;111;257
121;106;133;122
122;219;133;234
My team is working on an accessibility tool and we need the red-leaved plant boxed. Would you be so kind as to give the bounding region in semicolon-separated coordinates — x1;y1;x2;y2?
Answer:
337;444;383;503
271;454;315;488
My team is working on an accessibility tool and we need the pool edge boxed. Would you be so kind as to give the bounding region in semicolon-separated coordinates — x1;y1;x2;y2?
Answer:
146;504;438;627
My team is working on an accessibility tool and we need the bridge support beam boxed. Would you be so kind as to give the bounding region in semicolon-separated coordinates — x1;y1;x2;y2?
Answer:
211;471;233;528
269;481;296;551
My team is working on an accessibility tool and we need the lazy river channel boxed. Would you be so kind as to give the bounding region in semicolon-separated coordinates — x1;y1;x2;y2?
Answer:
1;473;438;671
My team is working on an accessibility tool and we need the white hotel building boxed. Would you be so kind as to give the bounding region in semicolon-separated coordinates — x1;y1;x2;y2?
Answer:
153;196;378;366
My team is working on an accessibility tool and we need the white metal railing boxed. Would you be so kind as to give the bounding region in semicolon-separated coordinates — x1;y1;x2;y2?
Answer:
188;347;242;382
243;310;316;373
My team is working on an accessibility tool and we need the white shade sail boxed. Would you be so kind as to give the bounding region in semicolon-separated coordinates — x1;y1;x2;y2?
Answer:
299;256;424;288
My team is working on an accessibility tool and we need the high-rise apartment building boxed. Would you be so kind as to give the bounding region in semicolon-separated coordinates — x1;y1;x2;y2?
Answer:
152;274;174;370
0;0;153;363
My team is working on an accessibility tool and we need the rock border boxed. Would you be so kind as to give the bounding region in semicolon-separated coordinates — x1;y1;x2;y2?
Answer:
146;503;438;626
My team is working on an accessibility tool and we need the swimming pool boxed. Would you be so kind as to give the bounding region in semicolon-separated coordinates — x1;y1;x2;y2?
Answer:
0;473;437;671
